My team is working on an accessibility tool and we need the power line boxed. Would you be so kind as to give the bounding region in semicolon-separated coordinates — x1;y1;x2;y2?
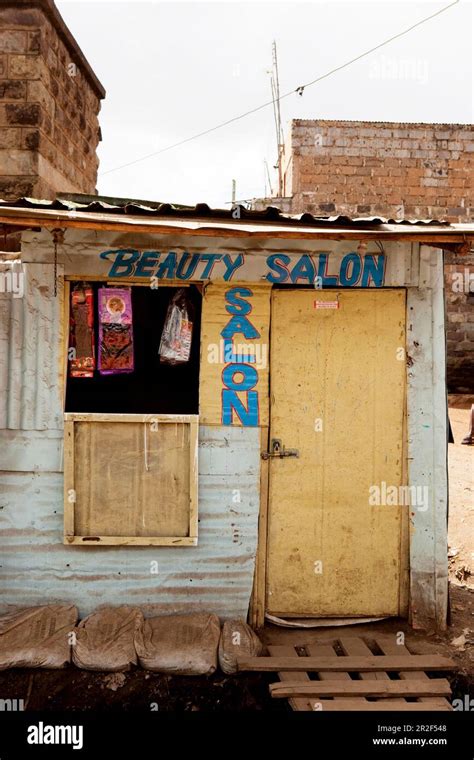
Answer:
293;0;459;95
100;0;459;177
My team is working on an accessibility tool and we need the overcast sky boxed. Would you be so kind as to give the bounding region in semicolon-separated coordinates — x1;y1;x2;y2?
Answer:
57;0;473;207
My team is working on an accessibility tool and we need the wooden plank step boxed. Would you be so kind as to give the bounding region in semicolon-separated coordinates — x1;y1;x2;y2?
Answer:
301;700;452;711
339;636;407;709
267;645;313;712
237;654;454;672
375;635;452;711
269;678;452;699
306;642;367;711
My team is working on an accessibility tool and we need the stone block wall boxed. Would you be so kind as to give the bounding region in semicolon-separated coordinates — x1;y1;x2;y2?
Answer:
0;0;105;200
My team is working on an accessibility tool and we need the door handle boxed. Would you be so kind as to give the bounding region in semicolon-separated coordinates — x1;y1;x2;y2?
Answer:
261;438;299;460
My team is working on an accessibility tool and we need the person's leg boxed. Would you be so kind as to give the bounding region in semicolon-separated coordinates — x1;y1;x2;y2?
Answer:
461;404;474;445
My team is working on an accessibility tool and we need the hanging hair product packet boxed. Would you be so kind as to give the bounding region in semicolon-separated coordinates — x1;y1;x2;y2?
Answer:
98;288;134;375
69;282;95;378
159;288;194;365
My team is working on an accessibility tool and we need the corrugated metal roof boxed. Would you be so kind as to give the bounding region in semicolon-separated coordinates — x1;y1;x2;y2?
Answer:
0;195;449;227
1;197;473;245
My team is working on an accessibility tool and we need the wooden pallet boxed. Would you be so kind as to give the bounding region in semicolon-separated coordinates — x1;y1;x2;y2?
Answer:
237;636;455;711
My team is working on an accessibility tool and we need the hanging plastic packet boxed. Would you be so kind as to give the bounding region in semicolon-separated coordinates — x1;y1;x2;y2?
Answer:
69;282;95;378
98;287;134;375
159;288;194;365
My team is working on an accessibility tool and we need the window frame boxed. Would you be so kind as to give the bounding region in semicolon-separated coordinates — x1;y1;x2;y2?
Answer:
62;277;200;547
64;412;199;546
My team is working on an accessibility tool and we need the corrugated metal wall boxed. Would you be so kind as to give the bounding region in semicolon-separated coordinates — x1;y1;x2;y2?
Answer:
0;263;62;430
0;427;260;619
0;266;260;618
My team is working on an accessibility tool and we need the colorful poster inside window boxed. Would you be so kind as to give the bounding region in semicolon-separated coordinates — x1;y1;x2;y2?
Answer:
69;283;95;378
98;287;134;375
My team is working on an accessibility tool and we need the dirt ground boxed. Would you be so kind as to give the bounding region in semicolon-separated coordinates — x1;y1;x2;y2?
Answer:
447;396;474;591
0;666;283;712
0;397;472;711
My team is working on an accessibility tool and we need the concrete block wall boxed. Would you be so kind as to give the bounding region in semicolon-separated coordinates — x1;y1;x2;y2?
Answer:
255;119;473;391
283;120;473;222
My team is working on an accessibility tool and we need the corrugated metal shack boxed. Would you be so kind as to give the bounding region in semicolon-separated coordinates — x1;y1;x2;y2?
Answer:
0;198;472;631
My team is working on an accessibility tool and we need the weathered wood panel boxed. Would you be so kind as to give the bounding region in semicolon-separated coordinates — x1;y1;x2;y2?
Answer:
20;229;420;285
200;282;270;426
73;419;192;539
266;289;407;617
407;247;448;631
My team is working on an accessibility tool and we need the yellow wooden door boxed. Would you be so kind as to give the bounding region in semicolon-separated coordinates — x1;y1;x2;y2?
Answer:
266;289;407;618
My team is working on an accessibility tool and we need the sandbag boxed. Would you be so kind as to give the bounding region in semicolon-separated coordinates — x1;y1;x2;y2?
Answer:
0;604;78;670
72;606;143;671
218;619;263;674
135;613;220;675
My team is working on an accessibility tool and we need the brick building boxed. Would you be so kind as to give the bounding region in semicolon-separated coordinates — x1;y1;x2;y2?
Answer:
254;120;474;392
0;0;105;201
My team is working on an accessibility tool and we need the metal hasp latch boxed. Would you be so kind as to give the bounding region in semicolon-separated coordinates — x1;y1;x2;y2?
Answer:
261;438;299;460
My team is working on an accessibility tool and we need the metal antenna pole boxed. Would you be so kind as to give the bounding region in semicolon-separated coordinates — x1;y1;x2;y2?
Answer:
272;41;284;197
264;159;273;198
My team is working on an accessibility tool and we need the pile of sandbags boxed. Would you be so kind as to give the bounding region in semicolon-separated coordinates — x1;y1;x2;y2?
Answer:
0;605;263;675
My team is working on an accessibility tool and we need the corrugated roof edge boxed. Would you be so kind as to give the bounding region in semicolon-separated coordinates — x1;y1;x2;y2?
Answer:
0;197;450;228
